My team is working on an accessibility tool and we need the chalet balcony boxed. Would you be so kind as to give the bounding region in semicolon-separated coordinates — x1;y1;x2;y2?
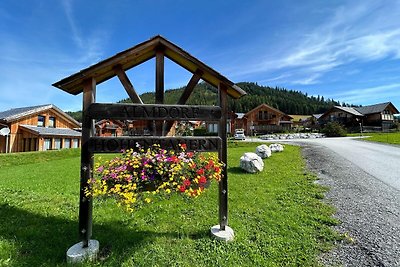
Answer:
382;114;394;121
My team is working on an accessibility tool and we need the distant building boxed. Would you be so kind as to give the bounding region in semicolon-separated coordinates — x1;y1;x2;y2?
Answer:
0;104;81;153
95;119;124;137
235;103;293;134
290;115;313;129
318;102;399;131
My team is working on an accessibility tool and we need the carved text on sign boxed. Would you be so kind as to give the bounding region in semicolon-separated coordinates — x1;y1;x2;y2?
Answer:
88;136;221;153
88;103;221;121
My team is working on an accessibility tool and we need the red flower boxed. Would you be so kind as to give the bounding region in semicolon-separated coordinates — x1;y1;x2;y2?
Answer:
196;168;204;175
199;176;207;184
170;156;179;163
187;152;194;158
180;144;187;150
214;167;220;173
183;179;191;187
179;185;186;192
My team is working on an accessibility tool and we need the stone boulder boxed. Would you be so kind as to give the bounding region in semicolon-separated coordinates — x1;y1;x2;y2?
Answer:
240;152;264;173
269;143;284;152
255;144;272;159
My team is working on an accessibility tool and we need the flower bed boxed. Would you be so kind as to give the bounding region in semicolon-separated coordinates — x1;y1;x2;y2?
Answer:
85;144;223;212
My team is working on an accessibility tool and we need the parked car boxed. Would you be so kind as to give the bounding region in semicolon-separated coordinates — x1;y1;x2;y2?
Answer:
234;129;246;140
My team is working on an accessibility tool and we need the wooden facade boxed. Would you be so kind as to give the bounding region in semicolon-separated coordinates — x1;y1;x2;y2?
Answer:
95;119;124;137
235;104;293;134
0;104;81;153
53;35;246;248
319;102;399;130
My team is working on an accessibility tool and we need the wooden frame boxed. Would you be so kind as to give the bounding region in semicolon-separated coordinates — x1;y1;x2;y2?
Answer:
54;36;246;250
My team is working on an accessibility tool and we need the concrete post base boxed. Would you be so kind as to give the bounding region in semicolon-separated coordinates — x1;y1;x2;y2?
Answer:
210;225;234;242
66;240;99;264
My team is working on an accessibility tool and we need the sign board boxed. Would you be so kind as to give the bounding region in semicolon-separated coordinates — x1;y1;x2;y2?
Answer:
88;136;221;153
88;103;221;121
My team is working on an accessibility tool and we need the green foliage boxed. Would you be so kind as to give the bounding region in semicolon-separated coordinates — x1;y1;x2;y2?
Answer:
66;82;353;119
358;132;400;145
321;122;347;137
66;111;83;122
119;82;350;115
0;144;339;266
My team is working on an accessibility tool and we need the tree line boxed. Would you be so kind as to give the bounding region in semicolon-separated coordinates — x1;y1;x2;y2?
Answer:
67;82;353;122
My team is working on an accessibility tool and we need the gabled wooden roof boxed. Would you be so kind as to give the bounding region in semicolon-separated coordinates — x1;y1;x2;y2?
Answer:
244;103;292;119
355;102;399;115
0;104;80;127
53;35;246;99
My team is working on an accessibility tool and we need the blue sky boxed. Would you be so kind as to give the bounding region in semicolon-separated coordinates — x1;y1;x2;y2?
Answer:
1;0;400;112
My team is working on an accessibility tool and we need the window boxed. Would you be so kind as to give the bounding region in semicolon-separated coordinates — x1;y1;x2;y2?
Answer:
38;115;45;127
258;111;263;120
54;138;61;149
72;139;79;148
64;138;71;149
49;117;56;128
43;138;52;151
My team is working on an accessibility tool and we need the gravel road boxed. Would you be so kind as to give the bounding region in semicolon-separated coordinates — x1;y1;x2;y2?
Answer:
294;138;400;266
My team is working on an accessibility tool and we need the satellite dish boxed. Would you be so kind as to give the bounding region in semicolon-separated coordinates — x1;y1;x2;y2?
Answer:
0;127;10;136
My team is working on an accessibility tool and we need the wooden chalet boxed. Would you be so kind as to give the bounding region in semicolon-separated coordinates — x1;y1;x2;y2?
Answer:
53;35;246;250
0;104;81;153
319;102;399;130
235;104;293;134
95;119;124;137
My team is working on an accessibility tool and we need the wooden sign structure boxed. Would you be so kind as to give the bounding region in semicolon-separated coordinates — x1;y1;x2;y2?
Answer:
53;35;246;262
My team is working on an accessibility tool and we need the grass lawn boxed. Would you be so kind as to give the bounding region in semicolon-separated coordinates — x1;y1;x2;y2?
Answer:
349;131;400;145
0;143;339;266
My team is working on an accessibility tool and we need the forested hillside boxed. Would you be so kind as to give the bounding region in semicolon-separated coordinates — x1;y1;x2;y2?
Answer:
68;82;352;122
120;82;351;114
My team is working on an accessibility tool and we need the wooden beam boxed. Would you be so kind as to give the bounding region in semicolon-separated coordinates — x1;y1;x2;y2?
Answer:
155;47;165;136
80;77;96;247
155;48;164;104
178;69;203;104
113;65;143;104
87;103;221;121
88;136;221;153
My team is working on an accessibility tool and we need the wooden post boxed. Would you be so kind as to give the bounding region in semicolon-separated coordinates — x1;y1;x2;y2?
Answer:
155;47;165;136
218;83;228;230
79;77;96;247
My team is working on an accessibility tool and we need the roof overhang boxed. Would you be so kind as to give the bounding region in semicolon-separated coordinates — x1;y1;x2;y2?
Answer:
53;35;246;99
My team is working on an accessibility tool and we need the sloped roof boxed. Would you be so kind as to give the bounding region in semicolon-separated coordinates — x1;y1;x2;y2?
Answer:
334;106;363;116
245;103;292;119
53;35;246;99
236;113;245;119
20;125;81;137
319;106;363;120
0;104;50;122
0;104;80;127
355;102;399;115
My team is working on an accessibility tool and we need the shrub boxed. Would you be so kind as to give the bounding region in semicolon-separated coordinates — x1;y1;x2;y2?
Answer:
321;122;347;137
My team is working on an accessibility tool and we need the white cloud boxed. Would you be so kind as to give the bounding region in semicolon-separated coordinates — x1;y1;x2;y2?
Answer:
326;83;400;105
231;0;400;86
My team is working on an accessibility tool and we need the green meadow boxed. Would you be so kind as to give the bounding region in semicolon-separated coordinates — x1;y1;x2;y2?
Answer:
0;143;339;266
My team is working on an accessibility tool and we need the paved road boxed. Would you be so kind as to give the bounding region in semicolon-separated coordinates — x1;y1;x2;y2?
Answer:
286;137;400;266
295;137;400;190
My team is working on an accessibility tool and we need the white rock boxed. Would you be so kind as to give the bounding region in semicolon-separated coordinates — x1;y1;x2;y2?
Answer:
269;143;284;152
240;152;264;173
255;144;272;159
